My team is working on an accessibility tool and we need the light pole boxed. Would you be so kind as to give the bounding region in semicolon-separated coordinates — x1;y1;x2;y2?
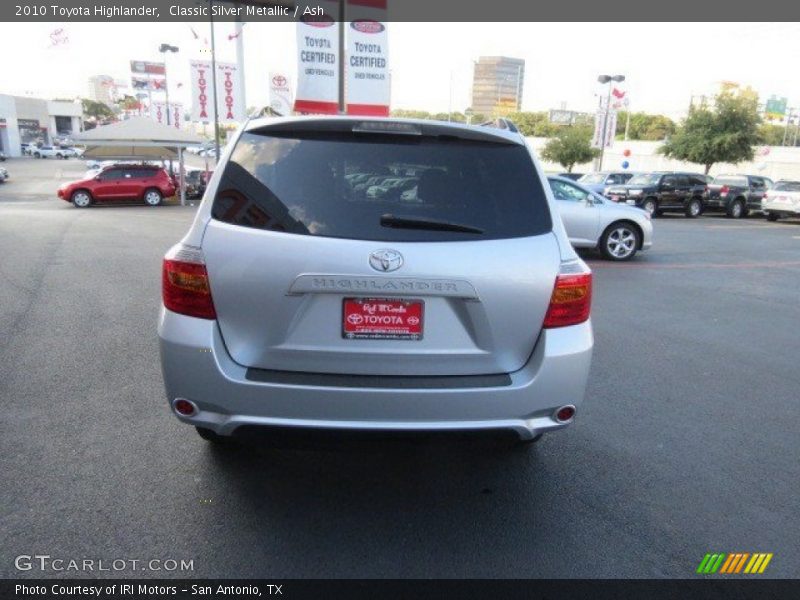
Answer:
597;74;625;170
158;43;179;125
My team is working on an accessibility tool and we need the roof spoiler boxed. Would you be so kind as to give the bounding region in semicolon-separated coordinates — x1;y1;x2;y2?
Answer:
479;118;520;133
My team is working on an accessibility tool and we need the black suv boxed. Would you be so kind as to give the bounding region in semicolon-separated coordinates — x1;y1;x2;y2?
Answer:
704;174;773;218
605;171;709;218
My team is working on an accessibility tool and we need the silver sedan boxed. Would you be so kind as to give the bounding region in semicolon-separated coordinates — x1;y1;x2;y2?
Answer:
548;176;653;261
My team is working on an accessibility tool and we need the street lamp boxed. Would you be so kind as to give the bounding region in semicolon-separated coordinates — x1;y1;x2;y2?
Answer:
597;74;625;170
159;43;180;125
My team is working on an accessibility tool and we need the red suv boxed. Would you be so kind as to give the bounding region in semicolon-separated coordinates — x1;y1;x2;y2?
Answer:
58;164;176;208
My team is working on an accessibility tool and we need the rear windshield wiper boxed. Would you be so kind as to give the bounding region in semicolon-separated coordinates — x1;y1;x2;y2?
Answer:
380;214;484;234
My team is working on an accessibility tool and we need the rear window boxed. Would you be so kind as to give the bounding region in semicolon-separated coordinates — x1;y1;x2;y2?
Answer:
714;176;747;186
773;181;800;192
210;130;552;242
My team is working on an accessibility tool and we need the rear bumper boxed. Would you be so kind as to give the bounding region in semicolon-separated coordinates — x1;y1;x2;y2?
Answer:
157;308;594;441
762;202;800;215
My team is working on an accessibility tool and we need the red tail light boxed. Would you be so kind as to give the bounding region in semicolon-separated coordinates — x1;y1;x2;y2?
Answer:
543;271;592;328
162;245;216;319
720;185;730;196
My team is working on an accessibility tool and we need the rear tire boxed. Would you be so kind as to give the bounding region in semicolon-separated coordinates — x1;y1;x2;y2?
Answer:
727;199;745;218
599;221;640;261
195;426;227;444
685;197;702;218
143;188;163;206
767;212;780;222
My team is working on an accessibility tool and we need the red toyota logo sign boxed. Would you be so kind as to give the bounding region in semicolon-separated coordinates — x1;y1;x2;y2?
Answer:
301;14;334;27
351;20;384;34
272;75;287;87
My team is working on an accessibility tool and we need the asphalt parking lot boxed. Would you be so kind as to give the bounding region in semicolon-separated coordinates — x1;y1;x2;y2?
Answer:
1;157;798;578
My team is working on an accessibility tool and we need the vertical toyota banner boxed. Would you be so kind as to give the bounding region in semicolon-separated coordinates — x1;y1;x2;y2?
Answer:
151;101;166;125
215;62;246;123
346;0;389;116
189;60;213;122
151;102;184;129
269;72;294;116
294;0;340;114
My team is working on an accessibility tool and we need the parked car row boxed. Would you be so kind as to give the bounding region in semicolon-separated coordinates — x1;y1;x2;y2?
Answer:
22;143;83;159
576;169;796;221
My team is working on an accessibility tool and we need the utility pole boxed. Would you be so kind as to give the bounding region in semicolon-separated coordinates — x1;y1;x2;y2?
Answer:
782;109;794;146
209;0;221;162
234;18;246;117
338;0;346;114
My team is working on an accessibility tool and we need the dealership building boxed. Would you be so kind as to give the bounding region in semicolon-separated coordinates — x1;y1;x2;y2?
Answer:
0;95;83;156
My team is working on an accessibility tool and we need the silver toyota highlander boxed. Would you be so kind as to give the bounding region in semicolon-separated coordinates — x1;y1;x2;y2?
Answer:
158;117;594;446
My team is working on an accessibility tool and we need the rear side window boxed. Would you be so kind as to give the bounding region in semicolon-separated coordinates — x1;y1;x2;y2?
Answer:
211;130;552;242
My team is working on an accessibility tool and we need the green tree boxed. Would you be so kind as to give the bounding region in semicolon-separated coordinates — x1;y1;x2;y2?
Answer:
540;125;599;172
615;111;676;141
659;92;761;174
81;98;114;121
758;123;787;146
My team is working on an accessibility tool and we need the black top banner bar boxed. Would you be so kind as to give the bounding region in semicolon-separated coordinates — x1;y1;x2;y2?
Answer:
3;0;800;22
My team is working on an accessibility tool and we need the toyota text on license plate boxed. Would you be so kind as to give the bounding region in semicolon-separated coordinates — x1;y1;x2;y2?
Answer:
342;298;424;340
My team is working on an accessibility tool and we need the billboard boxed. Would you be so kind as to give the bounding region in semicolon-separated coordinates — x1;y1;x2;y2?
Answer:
294;0;340;114
765;96;788;121
346;1;389;116
131;77;166;91
130;60;166;75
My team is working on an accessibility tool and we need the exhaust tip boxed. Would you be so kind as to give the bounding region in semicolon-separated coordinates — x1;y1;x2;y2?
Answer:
173;398;198;417
554;405;576;423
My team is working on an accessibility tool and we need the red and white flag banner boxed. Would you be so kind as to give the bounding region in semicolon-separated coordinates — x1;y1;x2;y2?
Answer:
346;0;389;116
215;62;245;123
190;60;244;123
294;0;341;115
190;60;213;122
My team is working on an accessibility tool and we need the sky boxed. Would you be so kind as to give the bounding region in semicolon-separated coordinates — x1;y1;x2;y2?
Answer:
2;22;800;120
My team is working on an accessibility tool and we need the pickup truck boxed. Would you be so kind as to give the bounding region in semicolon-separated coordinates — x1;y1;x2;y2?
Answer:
605;171;710;218
704;174;772;218
32;145;74;159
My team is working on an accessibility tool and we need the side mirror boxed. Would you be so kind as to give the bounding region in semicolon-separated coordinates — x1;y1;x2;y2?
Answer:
94;175;102;181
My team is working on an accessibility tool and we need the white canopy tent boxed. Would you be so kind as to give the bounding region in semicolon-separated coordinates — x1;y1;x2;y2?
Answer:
73;117;204;205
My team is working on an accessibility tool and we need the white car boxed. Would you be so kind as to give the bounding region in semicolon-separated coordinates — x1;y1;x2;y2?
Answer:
762;180;800;221
548;175;653;261
32;145;72;159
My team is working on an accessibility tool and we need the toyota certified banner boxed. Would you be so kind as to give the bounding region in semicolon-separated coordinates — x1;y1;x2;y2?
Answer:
294;0;340;114
269;71;294;116
346;0;389;116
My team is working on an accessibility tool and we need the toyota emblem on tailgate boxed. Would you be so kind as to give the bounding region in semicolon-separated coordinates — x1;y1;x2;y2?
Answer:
369;249;403;272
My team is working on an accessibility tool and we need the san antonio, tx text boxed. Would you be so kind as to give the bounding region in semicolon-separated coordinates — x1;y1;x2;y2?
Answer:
16;584;278;596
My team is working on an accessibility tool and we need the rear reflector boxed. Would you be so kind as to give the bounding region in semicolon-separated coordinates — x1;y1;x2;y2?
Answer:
162;244;216;319
173;398;197;416
543;271;592;328
555;405;576;423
